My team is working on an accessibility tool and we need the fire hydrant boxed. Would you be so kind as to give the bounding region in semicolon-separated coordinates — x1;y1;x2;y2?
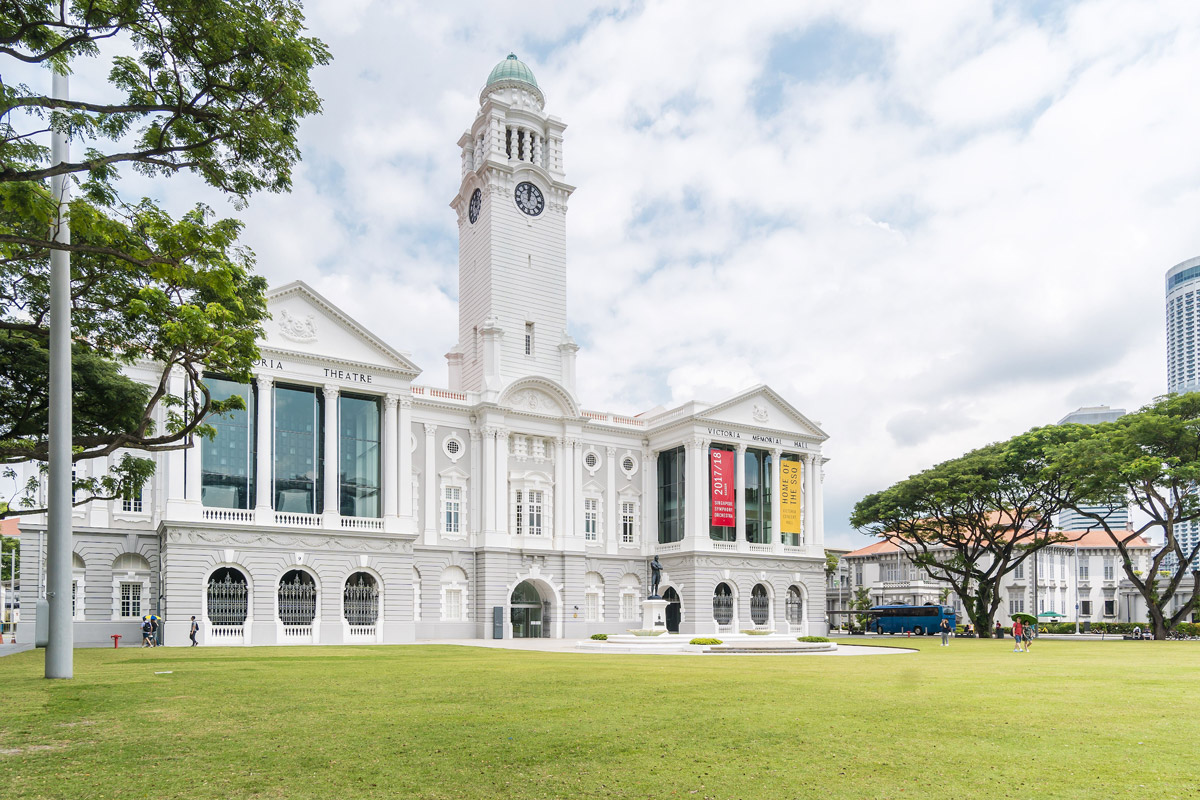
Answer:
111;634;122;649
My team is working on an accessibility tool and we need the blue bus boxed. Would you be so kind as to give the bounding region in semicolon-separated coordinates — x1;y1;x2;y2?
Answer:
870;604;956;636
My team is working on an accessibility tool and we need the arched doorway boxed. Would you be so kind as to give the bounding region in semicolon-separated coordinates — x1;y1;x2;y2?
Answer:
206;567;249;642
278;569;317;639
511;581;545;638
750;584;770;627
663;587;681;633
343;572;380;636
713;583;733;629
786;585;805;633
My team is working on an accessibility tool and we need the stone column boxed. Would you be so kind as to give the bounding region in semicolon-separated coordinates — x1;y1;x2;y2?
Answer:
321;385;339;522
398;398;413;523
803;453;816;546
495;430;509;534
381;394;399;525
423;423;437;544
571;439;584;540
815;456;825;548
735;443;747;545
605;446;618;554
553;436;565;547
254;375;274;520
470;428;483;538
482;428;496;533
641;444;655;550
771;448;783;551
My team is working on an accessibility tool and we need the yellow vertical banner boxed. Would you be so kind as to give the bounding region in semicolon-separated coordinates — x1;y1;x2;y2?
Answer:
780;460;802;534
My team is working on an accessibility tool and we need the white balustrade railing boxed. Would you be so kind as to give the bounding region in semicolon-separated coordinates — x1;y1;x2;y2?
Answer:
282;625;313;638
274;512;321;528
656;542;683;553
749;543;773;553
712;541;737;551
340;517;383;531
348;625;377;638
202;508;254;523
209;625;244;640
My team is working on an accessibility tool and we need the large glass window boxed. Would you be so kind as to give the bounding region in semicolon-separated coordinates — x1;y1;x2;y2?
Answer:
274;385;321;514
709;445;735;541
657;447;686;544
201;377;255;509
339;394;380;517
744;448;773;544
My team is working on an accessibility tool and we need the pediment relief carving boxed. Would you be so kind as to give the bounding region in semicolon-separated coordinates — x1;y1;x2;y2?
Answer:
505;388;563;416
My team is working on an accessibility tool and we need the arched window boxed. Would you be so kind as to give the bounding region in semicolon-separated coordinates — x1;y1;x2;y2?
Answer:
713;582;733;626
750;584;770;626
278;570;317;632
344;572;379;630
786;586;804;625
207;568;249;639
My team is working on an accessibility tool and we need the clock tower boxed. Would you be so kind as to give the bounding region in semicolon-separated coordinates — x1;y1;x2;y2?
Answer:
447;54;578;400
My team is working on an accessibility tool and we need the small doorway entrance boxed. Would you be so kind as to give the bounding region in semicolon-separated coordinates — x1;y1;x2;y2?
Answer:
663;587;681;633
511;581;545;638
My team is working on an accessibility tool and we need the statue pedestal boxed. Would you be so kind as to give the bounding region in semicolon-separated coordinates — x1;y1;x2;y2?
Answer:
641;598;669;631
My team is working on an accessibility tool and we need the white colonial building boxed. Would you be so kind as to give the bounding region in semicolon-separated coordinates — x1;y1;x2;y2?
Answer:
17;55;830;646
842;530;1161;627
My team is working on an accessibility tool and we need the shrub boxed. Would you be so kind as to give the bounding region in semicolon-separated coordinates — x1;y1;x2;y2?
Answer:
740;629;772;635
690;637;722;645
797;636;830;643
590;633;607;641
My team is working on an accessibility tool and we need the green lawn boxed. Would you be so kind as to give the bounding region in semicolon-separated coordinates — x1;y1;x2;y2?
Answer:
1;639;1197;799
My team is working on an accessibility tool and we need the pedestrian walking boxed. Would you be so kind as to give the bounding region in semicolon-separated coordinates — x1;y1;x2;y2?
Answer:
149;616;159;647
141;617;154;648
940;617;951;646
1022;622;1033;651
189;615;199;647
1012;619;1024;652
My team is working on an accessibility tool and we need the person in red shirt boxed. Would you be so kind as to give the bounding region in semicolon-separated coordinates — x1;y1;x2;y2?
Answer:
1012;619;1024;652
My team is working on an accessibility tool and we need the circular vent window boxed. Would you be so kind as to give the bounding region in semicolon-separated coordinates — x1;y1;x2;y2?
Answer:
584;452;599;469
623;456;635;472
447;440;461;455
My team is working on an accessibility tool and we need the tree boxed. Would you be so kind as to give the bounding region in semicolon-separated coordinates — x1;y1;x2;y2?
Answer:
1047;394;1200;639
851;428;1081;638
850;586;871;631
0;1;329;515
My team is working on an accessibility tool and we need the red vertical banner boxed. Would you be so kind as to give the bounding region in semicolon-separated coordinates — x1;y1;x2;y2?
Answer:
710;448;735;527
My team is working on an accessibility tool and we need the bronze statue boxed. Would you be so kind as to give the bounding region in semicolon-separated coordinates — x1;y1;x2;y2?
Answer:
649;555;663;598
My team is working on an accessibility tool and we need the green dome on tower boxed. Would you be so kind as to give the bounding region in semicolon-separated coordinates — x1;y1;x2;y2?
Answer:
486;53;538;89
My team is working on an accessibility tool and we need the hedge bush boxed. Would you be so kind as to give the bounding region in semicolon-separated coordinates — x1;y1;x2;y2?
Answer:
740;629;772;635
690;638;722;646
797;636;830;643
590;633;607;641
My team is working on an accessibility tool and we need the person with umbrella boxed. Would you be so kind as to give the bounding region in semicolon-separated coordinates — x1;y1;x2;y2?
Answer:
142;614;161;647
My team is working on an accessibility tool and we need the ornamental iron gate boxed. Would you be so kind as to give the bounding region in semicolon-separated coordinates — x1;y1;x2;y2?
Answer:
344;573;379;633
713;583;733;626
750;584;770;625
278;572;317;634
786;587;803;625
207;571;248;640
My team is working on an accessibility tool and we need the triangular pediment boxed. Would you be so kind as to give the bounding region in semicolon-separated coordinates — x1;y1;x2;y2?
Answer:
263;281;421;376
697;385;827;440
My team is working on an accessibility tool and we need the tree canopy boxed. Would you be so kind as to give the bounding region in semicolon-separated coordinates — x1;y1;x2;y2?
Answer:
0;1;329;515
1047;393;1200;638
851;428;1080;637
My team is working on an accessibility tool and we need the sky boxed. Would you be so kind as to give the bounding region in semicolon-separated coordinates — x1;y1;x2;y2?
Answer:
21;0;1200;549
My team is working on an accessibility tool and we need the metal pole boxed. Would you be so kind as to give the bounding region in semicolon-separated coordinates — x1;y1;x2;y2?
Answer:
45;70;73;679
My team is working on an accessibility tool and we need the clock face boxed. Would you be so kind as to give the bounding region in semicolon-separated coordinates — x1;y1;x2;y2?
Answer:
514;181;544;216
468;188;481;224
